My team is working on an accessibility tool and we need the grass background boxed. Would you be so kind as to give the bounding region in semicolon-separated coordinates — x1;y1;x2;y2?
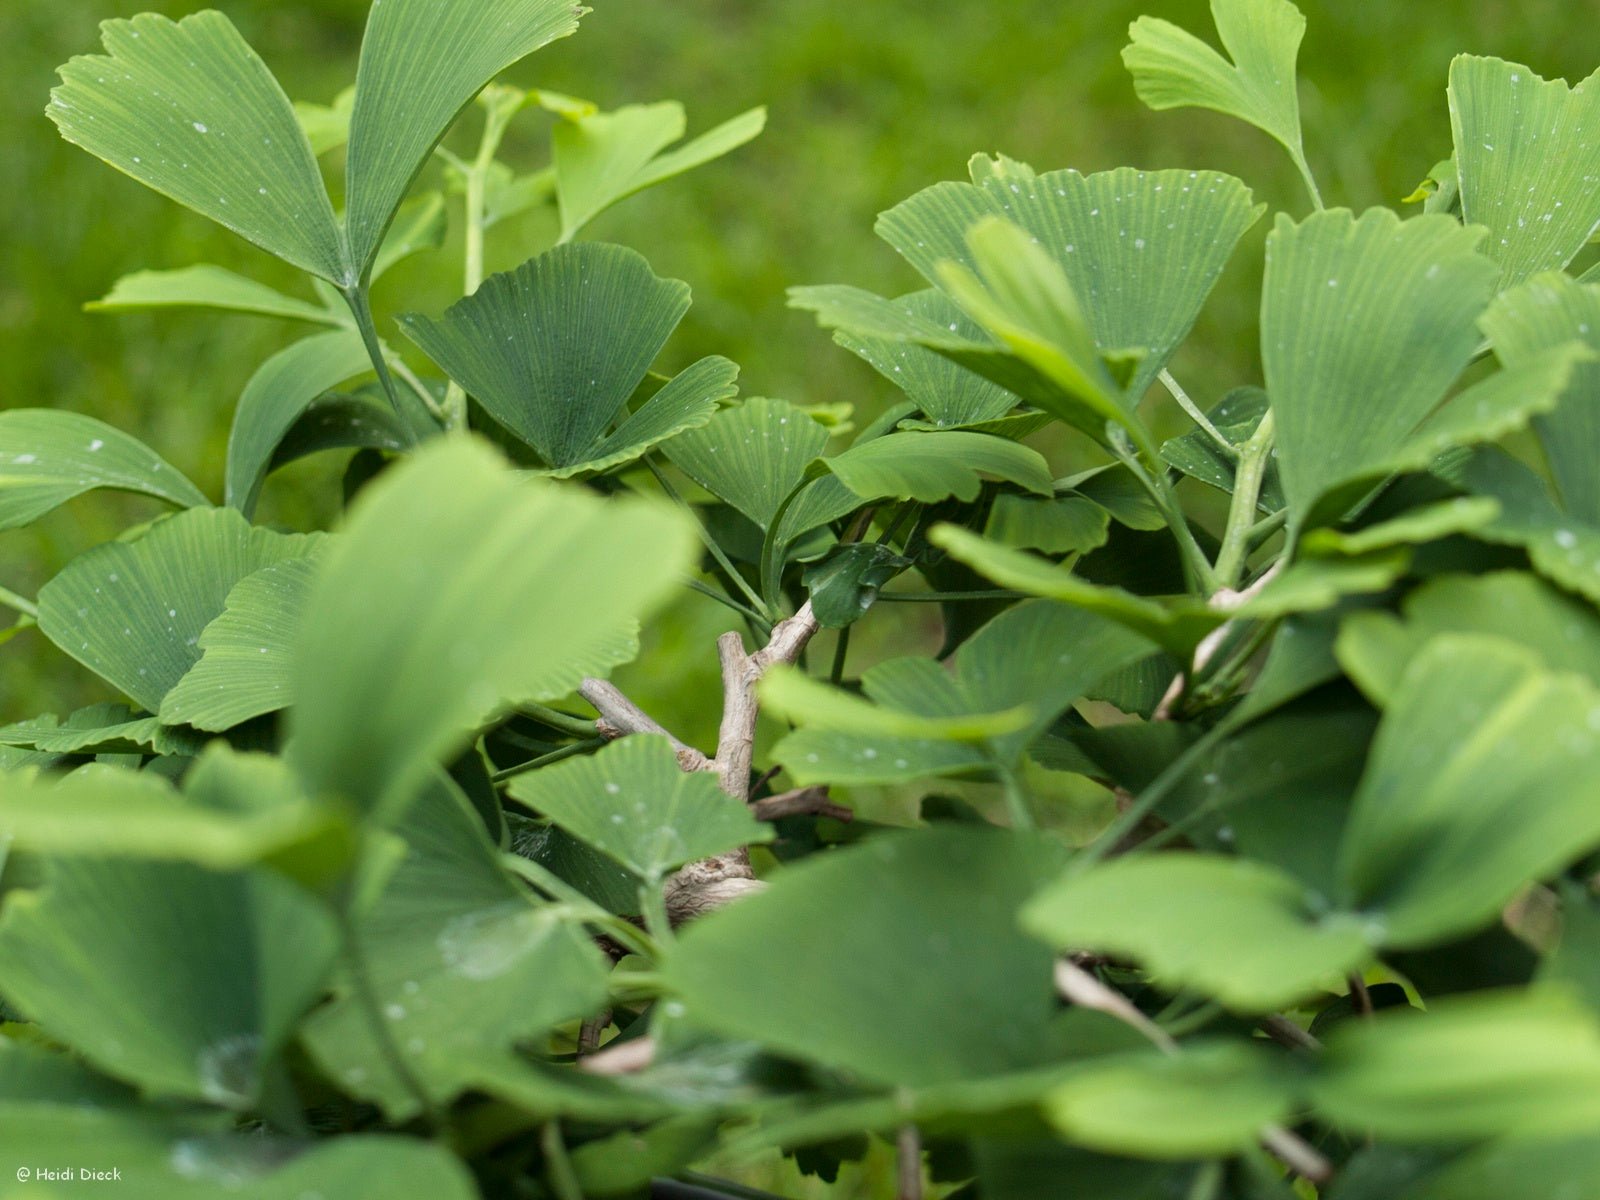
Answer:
1;1;1594;1192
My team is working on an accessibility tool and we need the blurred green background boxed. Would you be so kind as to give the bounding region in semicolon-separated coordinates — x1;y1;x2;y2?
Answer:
3;0;1593;733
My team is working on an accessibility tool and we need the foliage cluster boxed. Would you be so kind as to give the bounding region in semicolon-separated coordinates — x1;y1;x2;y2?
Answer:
4;0;1600;1197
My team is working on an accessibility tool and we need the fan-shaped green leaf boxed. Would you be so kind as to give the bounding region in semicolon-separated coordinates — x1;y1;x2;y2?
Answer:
0;702;203;758
984;494;1111;554
1449;57;1600;290
37;507;321;714
225;330;375;516
1023;854;1370;1011
554;101;765;241
287;438;693;819
819;430;1052;503
1159;387;1285;511
0;857;336;1107
542;355;737;479
161;557;322;732
1336;571;1600;707
1340;636;1600;946
302;776;608;1119
399;243;692;470
1261;208;1497;521
835;290;1021;427
665;397;833;528
1480;273;1600;523
1045;1043;1294;1159
1314;989;1600;1141
507;736;768;882
1123;0;1313;188
49;12;345;281
664;826;1069;1087
0;410;208;533
343;0;583;274
86;264;341;325
880;159;1263;400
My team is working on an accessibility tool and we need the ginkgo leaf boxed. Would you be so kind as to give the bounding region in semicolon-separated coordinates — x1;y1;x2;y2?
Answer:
286;438;694;819
49;12;346;281
1480;273;1600;524
665;397;833;528
225;330;376;516
0;703;203;759
399;243;693;471
294;84;355;156
160;557;323;732
1339;635;1600;947
1123;0;1315;194
929;525;1222;658
0;857;337;1108
1023;854;1370;1011
343;0;583;274
0;410;207;532
86;264;341;325
1261;208;1497;522
373;191;448;281
664;826;1070;1087
879;158;1263;400
554;101;766;241
37;507;322;714
1449;56;1600;290
762;666;1034;743
301;775;608;1119
833;291;1021;427
540;355;738;479
506;735;770;882
818;430;1053;503
984;494;1112;555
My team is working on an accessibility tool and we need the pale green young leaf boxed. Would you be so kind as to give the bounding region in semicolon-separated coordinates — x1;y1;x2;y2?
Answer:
1123;0;1312;187
49;12;346;281
372;191;448;281
286;439;693;818
160;557;322;732
507;736;769;881
1023;854;1370;1011
555;102;765;241
665;396;833;528
1339;635;1600;946
1045;1043;1294;1159
302;775;608;1119
819;430;1053;503
930;525;1222;658
0;858;337;1107
1480;273;1600;524
225;330;375;516
1261;208;1497;522
1314;989;1600;1140
294;85;355;156
343;0;584;274
1449;57;1600;289
37;508;321;714
1335;571;1600;707
1299;497;1501;559
540;355;737;479
399;243;695;471
0;410;208;532
880;159;1262;399
86;265;342;325
664;826;1070;1086
761;666;1034;742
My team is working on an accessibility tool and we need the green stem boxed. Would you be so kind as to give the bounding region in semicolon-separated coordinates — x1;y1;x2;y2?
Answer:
542;1121;586;1200
1246;506;1289;554
1110;434;1218;595
998;764;1036;832
645;456;772;619
1076;723;1232;869
0;585;38;619
519;702;603;741
345;285;437;434
685;578;772;631
638;881;674;945
335;907;441;1126
1292;148;1326;212
829;625;852;685
1213;411;1275;589
491;737;605;784
1159;370;1235;457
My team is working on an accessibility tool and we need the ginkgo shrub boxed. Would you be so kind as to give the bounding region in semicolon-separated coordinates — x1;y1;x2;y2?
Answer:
2;0;1600;1196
